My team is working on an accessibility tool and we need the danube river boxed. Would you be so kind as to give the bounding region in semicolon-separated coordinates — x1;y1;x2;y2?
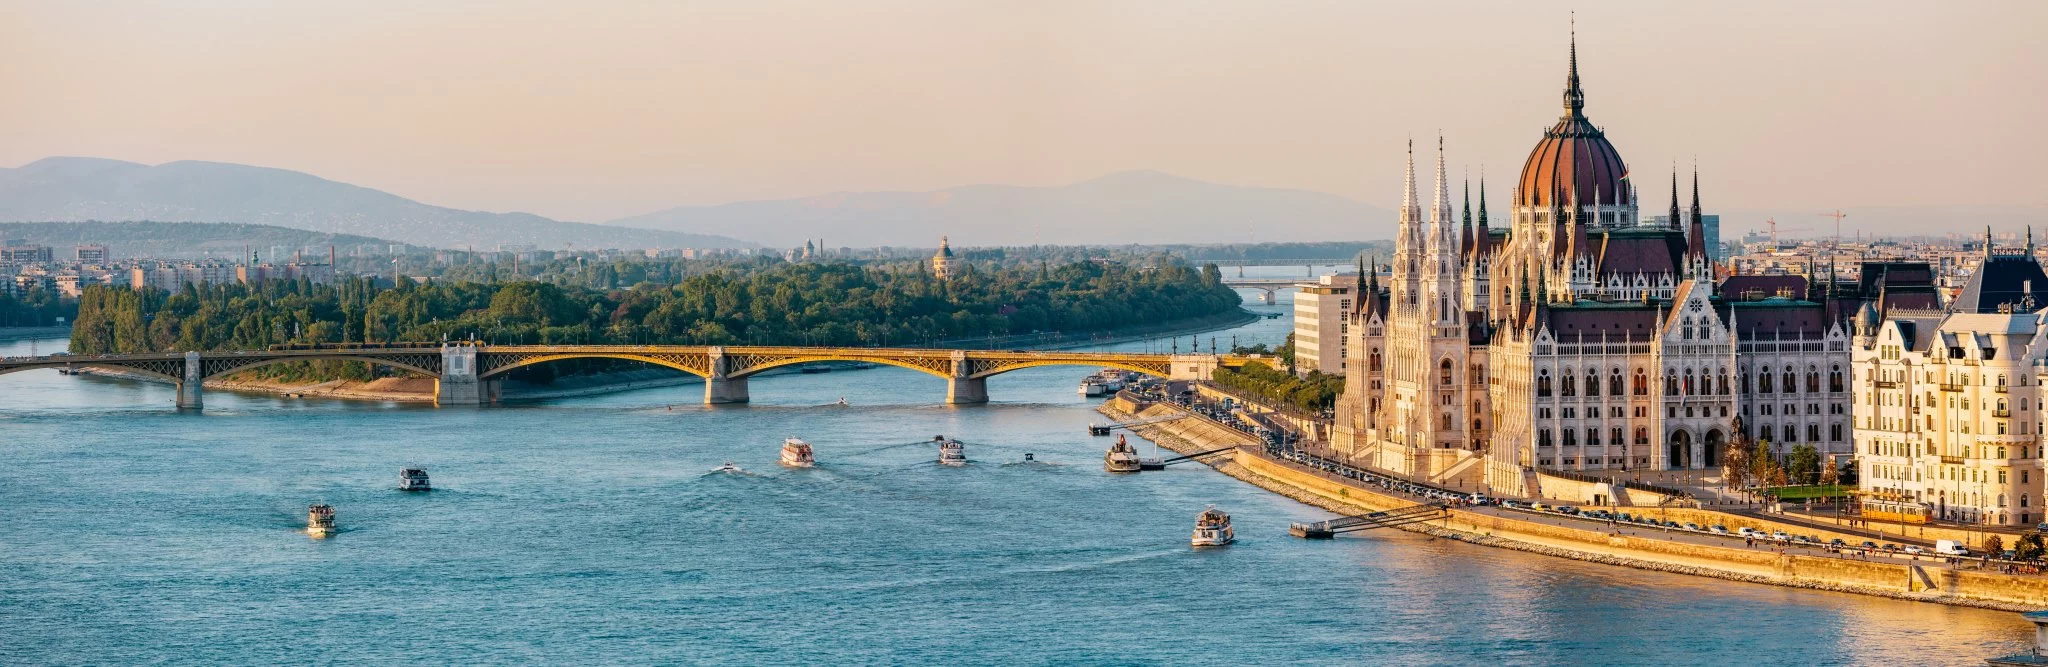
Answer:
0;283;2033;664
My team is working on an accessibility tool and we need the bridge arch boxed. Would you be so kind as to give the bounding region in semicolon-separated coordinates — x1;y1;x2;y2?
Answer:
0;362;182;383
203;355;443;382
965;359;1169;380
731;355;951;380
478;353;710;381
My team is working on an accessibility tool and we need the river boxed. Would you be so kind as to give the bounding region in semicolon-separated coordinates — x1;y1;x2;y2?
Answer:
0;270;2032;664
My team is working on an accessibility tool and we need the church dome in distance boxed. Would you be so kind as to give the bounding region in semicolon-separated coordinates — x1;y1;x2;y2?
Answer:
1516;32;1629;209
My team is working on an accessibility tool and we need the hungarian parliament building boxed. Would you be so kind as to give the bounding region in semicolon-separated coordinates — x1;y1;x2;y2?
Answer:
1328;37;1938;499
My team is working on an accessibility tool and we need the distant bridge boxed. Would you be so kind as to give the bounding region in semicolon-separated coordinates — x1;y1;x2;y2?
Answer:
0;344;1246;410
1186;258;1357;267
1222;277;1319;304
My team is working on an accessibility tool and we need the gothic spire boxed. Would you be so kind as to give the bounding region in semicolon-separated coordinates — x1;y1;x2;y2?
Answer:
1563;13;1585;119
1460;177;1474;256
1477;174;1489;229
1687;167;1708;261
1668;165;1681;231
1401;139;1419;224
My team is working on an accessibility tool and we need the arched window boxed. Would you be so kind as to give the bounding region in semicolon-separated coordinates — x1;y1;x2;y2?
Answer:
1443;413;1452;429
1717;369;1730;395
1684;369;1696;396
1665;369;1679;396
1440;358;1453;386
1783;366;1797;394
1586;370;1601;397
1538;370;1552;397
1633;368;1648;396
1829;365;1844;393
2025;494;2032;509
1806;367;1820;393
1759;371;1774;394
1610;368;1625;395
1369;349;1382;372
1562;372;1576;396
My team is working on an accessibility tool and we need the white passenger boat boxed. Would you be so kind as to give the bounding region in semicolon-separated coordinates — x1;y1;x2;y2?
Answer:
780;438;815;468
1190;506;1235;547
1097;369;1126;391
1104;435;1141;473
307;504;336;538
1078;374;1110;397
398;468;431;491
938;438;968;466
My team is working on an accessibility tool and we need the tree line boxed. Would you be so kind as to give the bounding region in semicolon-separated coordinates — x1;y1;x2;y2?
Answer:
68;259;1241;382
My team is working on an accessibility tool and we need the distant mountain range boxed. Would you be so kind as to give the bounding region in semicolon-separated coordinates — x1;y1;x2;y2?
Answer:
605;170;1395;248
0;157;752;251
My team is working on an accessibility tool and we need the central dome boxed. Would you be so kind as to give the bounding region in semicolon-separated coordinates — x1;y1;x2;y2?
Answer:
1515;37;1629;209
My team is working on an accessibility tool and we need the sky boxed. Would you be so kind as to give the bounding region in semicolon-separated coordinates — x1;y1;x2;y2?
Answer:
1;0;2042;227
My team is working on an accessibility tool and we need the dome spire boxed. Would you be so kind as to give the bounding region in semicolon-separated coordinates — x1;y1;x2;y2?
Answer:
1563;12;1585;118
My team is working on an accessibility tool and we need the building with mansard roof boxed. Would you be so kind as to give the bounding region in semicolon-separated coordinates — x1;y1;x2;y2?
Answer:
1331;31;1879;498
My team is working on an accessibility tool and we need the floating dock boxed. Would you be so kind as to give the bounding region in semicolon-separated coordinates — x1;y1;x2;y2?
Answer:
1289;503;1448;539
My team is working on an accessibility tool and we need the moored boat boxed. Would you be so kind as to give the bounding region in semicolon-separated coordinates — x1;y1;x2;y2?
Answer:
307;504;336;538
1077;374;1109;397
1191;506;1235;547
1097;369;1126;391
398;467;431;491
938;438;967;466
780;438;815;467
1104;434;1141;473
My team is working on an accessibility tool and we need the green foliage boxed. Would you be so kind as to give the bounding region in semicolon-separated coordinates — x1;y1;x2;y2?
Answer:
0;286;74;327
1786;444;1822;485
2016;534;2044;562
70;260;1242;382
1211;360;1343;414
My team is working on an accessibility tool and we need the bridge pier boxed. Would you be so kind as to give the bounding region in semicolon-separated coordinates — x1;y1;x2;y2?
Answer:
704;347;750;404
946;350;988;404
1169;354;1221;381
176;351;203;411
435;344;487;406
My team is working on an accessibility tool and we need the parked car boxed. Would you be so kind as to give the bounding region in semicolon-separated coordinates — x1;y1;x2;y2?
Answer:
1709;525;1730;535
1903;545;1925;555
1770;531;1791;542
1737;527;1759;538
1860;541;1880;550
1683;522;1702;532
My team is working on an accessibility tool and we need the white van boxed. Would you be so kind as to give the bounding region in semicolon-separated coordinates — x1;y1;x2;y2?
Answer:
1935;540;1971;556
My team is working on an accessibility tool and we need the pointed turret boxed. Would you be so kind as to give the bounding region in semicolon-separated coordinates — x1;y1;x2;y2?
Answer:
1668;166;1682;230
1687;168;1707;261
1562;14;1585;119
1460;179;1475;256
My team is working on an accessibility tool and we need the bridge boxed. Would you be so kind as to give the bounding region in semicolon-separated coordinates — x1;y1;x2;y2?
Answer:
0;344;1244;410
1222;277;1315;304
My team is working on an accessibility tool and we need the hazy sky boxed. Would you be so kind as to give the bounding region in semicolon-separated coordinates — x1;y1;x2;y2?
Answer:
2;1;2041;224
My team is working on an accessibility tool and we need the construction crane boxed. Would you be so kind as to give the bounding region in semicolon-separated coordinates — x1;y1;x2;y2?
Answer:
1817;210;1848;246
1764;218;1812;244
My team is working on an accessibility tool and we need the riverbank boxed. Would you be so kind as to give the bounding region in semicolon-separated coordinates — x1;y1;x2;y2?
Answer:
1099;396;2048;612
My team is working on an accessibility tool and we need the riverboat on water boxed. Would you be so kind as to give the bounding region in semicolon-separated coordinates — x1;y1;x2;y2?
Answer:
1191;506;1234;547
1097;369;1127;391
937;437;967;466
307;504;336;538
1104;435;1141;473
1077;374;1110;397
398;468;431;491
780;438;815;467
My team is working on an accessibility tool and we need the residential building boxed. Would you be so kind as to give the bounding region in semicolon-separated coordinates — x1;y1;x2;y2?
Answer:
1291;273;1355;375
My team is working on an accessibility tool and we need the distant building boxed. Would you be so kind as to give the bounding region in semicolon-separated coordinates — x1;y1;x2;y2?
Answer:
1291;273;1355;375
932;236;957;279
75;244;110;264
1645;214;1721;263
2;243;54;267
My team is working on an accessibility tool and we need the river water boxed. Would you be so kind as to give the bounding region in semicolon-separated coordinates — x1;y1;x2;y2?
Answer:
0;271;2032;664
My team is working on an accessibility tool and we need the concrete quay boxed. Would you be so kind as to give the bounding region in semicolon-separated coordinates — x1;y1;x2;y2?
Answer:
1100;395;2048;611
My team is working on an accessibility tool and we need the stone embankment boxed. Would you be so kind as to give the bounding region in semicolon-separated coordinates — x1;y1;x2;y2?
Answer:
1099;395;2048;611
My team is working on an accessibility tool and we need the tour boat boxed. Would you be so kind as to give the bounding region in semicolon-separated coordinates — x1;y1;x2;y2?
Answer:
398;467;431;491
1190;506;1235;547
938;438;968;466
1104;434;1141;473
306;504;336;538
1077;374;1110;397
1097;369;1126;391
780;438;815;467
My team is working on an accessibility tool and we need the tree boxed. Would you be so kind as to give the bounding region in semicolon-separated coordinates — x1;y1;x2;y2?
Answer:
1986;534;2006;556
1722;443;1749;489
2016;534;2045;562
1787;445;1822;486
1818;459;1840;487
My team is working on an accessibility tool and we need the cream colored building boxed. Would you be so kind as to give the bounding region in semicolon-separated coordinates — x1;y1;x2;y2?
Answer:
1291;273;1354;375
1852;242;2048;527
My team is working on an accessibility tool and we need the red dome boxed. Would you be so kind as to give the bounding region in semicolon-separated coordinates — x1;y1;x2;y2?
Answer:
1515;39;1629;209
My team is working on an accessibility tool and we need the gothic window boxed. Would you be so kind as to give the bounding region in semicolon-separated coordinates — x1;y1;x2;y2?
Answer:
1564;430;1578;446
1759;371;1773;394
1440;358;1453;386
1829;365;1844;393
1587;429;1600;446
1806;367;1821;393
1634;427;1649;444
1539;429;1554;447
1684;369;1696;396
1611;368;1624;395
1370;349;1382;372
1611;427;1623;446
1665;369;1679;396
1783;366;1797;394
1538;371;1552;397
1808;424;1821;442
1473;419;1484;432
1718;370;1730;395
1586;370;1601;397
1561;372;1576;396
1443;413;1452;429
1633;368;1648;396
